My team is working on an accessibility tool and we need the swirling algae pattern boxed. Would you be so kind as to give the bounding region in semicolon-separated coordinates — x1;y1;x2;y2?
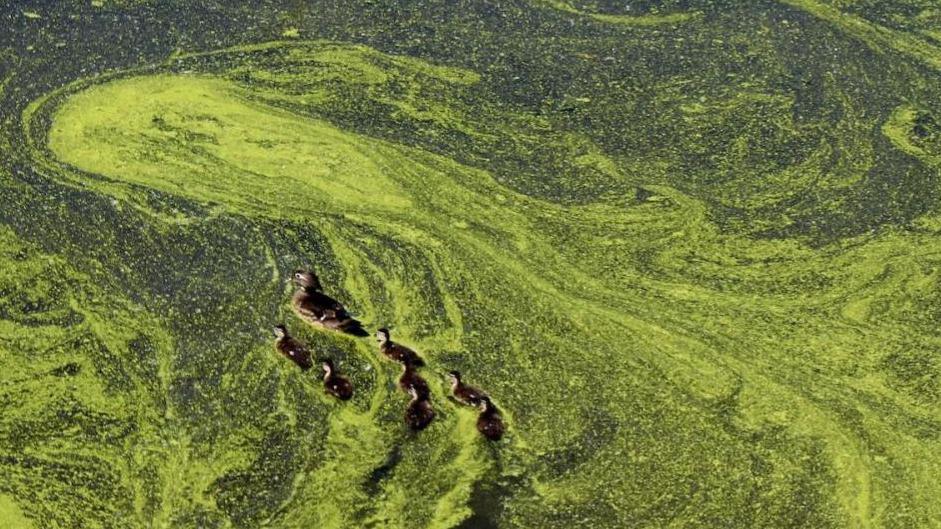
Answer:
1;1;941;528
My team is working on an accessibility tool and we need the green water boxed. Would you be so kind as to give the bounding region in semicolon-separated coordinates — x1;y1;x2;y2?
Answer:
2;2;941;528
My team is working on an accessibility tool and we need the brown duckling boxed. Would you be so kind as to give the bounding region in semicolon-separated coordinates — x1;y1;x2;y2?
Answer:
376;328;424;367
320;359;353;401
476;397;505;441
447;370;487;407
399;363;430;400
272;324;313;371
291;269;367;337
404;386;435;431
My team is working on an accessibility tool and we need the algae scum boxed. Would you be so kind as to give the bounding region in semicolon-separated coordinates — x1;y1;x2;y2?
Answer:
3;1;941;528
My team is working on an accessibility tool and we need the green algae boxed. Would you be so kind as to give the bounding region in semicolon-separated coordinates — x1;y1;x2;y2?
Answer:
3;1;941;526
778;0;941;70
4;38;931;529
48;75;413;216
0;226;178;527
0;494;34;529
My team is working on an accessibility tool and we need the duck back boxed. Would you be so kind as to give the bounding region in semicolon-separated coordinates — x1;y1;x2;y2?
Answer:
325;376;353;400
405;399;435;431
276;337;313;371
382;342;425;367
293;289;367;336
455;382;487;406
399;366;430;400
477;411;505;441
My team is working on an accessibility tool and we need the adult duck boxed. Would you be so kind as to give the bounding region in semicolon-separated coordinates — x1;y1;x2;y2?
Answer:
291;269;367;336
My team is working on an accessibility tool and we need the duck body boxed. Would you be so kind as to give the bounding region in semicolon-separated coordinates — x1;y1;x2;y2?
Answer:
293;288;351;322
291;270;367;337
380;342;425;367
399;364;430;400
273;325;314;371
322;360;353;400
476;398;505;441
448;371;487;406
375;328;425;367
404;389;435;431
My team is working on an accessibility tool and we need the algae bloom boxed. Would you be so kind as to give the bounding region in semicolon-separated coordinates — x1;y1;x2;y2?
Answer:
2;2;941;528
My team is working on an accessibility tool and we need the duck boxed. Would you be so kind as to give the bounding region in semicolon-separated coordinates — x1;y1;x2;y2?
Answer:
399;363;430;400
376;328;424;367
476;397;505;441
272;324;314;371
291;269;367;337
320;359;353;401
447;370;487;407
404;386;435;431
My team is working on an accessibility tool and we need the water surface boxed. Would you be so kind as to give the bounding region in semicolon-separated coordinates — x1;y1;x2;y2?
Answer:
2;1;941;528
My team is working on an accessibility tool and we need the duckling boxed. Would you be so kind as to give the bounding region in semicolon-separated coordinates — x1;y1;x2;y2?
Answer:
376;328;425;367
272;324;313;371
320;359;353;401
291;269;367;337
399;363;430;400
447;370;487;407
404;386;435;431
476;397;505;441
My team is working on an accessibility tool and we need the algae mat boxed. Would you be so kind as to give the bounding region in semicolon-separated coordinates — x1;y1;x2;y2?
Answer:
2;3;941;529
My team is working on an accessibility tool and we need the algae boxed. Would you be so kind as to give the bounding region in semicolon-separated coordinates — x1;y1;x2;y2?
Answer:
2;3;941;529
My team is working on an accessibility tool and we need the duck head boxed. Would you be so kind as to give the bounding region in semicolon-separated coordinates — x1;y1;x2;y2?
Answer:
447;370;461;386
272;324;289;339
292;269;322;290
376;328;391;345
320;358;335;377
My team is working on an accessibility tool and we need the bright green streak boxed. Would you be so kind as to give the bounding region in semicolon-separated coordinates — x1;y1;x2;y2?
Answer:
0;494;34;528
538;0;701;26
49;75;411;216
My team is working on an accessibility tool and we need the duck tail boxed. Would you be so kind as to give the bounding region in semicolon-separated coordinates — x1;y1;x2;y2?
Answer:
408;356;425;368
341;319;369;337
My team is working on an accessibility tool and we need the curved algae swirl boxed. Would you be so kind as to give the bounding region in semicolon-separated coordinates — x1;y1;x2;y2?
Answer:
538;1;702;26
4;39;941;528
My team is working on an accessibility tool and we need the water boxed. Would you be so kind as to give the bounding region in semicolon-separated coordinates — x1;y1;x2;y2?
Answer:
2;1;940;528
